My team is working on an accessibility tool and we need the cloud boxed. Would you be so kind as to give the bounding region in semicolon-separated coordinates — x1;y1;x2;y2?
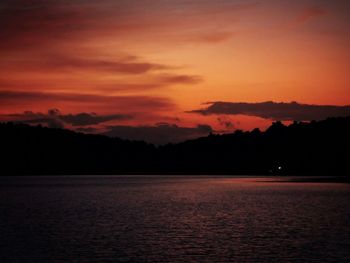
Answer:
0;0;253;51
186;31;233;44
217;116;235;129
103;123;213;144
1;110;214;143
190;101;350;121
291;7;328;27
60;113;131;126
0;74;201;92
0;0;91;50
2;109;132;127
0;52;203;91
20;54;169;75
0;90;175;112
4;110;64;129
159;74;203;85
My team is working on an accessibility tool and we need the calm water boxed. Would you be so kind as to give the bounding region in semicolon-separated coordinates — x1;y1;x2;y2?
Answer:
0;176;349;263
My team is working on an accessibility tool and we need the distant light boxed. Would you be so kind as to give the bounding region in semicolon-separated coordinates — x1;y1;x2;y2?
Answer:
278;166;282;170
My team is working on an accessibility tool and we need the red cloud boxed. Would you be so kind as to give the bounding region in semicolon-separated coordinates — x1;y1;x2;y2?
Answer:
291;7;328;27
0;90;175;113
186;31;233;44
159;74;203;85
0;0;255;51
5;54;169;75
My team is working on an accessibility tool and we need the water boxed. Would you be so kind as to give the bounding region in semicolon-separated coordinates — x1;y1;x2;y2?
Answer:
0;176;349;262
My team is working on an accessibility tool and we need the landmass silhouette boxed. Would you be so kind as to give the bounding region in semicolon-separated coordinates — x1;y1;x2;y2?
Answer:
1;117;349;175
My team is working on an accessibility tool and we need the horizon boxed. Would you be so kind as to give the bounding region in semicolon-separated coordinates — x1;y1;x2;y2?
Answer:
2;115;349;146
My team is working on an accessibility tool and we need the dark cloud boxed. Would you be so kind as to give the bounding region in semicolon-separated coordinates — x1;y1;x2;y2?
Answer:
0;0;92;50
217;116;235;129
0;0;256;49
159;74;203;85
0;1;205;88
103;123;213;144
5;54;169;75
61;113;131;126
190;101;350;121
186;31;233;43
5;110;64;129
2;109;132;127
0;54;202;87
26;118;65;129
1;110;213;143
48;108;60;117
0;90;175;111
0;78;197;92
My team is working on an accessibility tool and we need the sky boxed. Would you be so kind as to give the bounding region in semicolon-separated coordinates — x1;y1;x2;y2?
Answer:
1;0;350;143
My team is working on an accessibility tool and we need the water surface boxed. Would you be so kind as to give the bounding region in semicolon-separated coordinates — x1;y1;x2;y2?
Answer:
0;176;349;262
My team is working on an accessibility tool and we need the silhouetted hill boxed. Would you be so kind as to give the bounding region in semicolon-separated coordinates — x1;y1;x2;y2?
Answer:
1;117;350;175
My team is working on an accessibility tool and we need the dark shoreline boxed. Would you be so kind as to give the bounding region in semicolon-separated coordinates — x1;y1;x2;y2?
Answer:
0;175;349;183
1;116;350;176
259;176;350;184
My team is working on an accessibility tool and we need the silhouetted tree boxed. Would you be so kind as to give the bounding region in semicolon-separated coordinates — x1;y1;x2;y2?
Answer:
0;117;349;175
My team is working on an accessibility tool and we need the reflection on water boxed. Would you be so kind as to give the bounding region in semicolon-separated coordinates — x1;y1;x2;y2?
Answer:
0;176;349;262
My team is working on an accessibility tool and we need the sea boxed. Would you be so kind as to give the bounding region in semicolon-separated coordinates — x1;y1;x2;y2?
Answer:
0;176;349;262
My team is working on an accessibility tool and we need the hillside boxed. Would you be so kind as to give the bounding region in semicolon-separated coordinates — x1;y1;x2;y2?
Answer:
1;117;350;175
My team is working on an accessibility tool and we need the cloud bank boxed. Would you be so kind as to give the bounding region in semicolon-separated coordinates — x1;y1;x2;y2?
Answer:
1;108;212;144
190;101;350;121
3;109;132;128
0;90;174;112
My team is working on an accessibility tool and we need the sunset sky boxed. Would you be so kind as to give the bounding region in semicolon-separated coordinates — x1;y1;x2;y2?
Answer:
1;0;349;143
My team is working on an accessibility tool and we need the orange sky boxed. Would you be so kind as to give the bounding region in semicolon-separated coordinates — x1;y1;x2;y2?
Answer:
0;0;349;142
